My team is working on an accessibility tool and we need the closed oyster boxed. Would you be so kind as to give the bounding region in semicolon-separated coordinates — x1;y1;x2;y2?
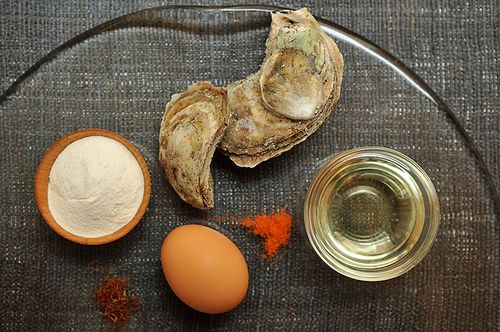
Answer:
159;8;343;210
159;82;227;210
219;8;344;167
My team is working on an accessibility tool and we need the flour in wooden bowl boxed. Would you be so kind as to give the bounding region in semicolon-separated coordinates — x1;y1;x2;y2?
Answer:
47;136;144;238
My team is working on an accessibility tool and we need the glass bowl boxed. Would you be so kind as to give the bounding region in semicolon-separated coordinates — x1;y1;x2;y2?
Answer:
304;147;440;281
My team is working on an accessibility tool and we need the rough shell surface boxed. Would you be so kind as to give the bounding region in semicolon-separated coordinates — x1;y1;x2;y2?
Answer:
219;8;344;167
158;82;228;210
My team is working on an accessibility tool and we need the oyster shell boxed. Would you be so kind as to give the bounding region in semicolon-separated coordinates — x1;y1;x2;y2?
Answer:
219;8;344;167
158;82;228;210
158;8;343;210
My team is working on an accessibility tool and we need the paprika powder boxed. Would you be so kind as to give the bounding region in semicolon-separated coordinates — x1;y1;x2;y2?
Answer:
241;208;292;258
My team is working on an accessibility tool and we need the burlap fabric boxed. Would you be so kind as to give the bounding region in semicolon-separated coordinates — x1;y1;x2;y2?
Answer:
0;1;498;331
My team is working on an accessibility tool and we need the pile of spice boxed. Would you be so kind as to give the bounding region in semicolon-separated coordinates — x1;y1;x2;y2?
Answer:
241;208;292;258
94;274;140;326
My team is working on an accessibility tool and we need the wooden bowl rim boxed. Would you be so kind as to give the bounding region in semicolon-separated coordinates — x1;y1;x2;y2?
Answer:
34;128;151;245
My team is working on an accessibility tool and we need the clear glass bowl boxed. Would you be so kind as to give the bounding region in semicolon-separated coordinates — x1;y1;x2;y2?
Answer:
304;147;440;281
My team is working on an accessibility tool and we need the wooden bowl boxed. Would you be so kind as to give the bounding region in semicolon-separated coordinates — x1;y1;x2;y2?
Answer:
34;128;151;245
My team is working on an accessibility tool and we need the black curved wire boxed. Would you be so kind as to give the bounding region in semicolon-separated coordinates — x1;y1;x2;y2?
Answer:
0;4;498;220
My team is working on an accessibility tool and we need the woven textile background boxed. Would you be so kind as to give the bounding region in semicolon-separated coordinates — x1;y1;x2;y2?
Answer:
0;1;498;331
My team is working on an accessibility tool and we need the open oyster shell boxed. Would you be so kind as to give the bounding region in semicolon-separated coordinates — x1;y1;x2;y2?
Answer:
219;8;344;167
158;82;228;210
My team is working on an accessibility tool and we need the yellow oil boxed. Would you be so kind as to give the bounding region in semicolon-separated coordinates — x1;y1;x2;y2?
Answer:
305;147;440;280
315;159;424;269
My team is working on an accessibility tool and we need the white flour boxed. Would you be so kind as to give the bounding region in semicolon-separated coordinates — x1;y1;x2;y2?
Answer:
48;136;144;238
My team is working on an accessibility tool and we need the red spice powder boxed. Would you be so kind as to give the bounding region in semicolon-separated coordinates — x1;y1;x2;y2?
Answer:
94;274;140;326
241;208;292;258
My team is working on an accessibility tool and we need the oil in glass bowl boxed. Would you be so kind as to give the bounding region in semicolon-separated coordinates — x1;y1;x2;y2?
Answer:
304;147;440;281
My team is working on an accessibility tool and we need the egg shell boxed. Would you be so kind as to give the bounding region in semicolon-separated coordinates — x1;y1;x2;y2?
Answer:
160;224;249;314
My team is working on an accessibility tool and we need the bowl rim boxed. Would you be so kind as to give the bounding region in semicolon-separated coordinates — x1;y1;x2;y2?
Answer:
34;128;151;245
304;146;440;281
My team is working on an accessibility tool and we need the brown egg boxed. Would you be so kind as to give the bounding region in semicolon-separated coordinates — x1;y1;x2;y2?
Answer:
160;224;249;314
